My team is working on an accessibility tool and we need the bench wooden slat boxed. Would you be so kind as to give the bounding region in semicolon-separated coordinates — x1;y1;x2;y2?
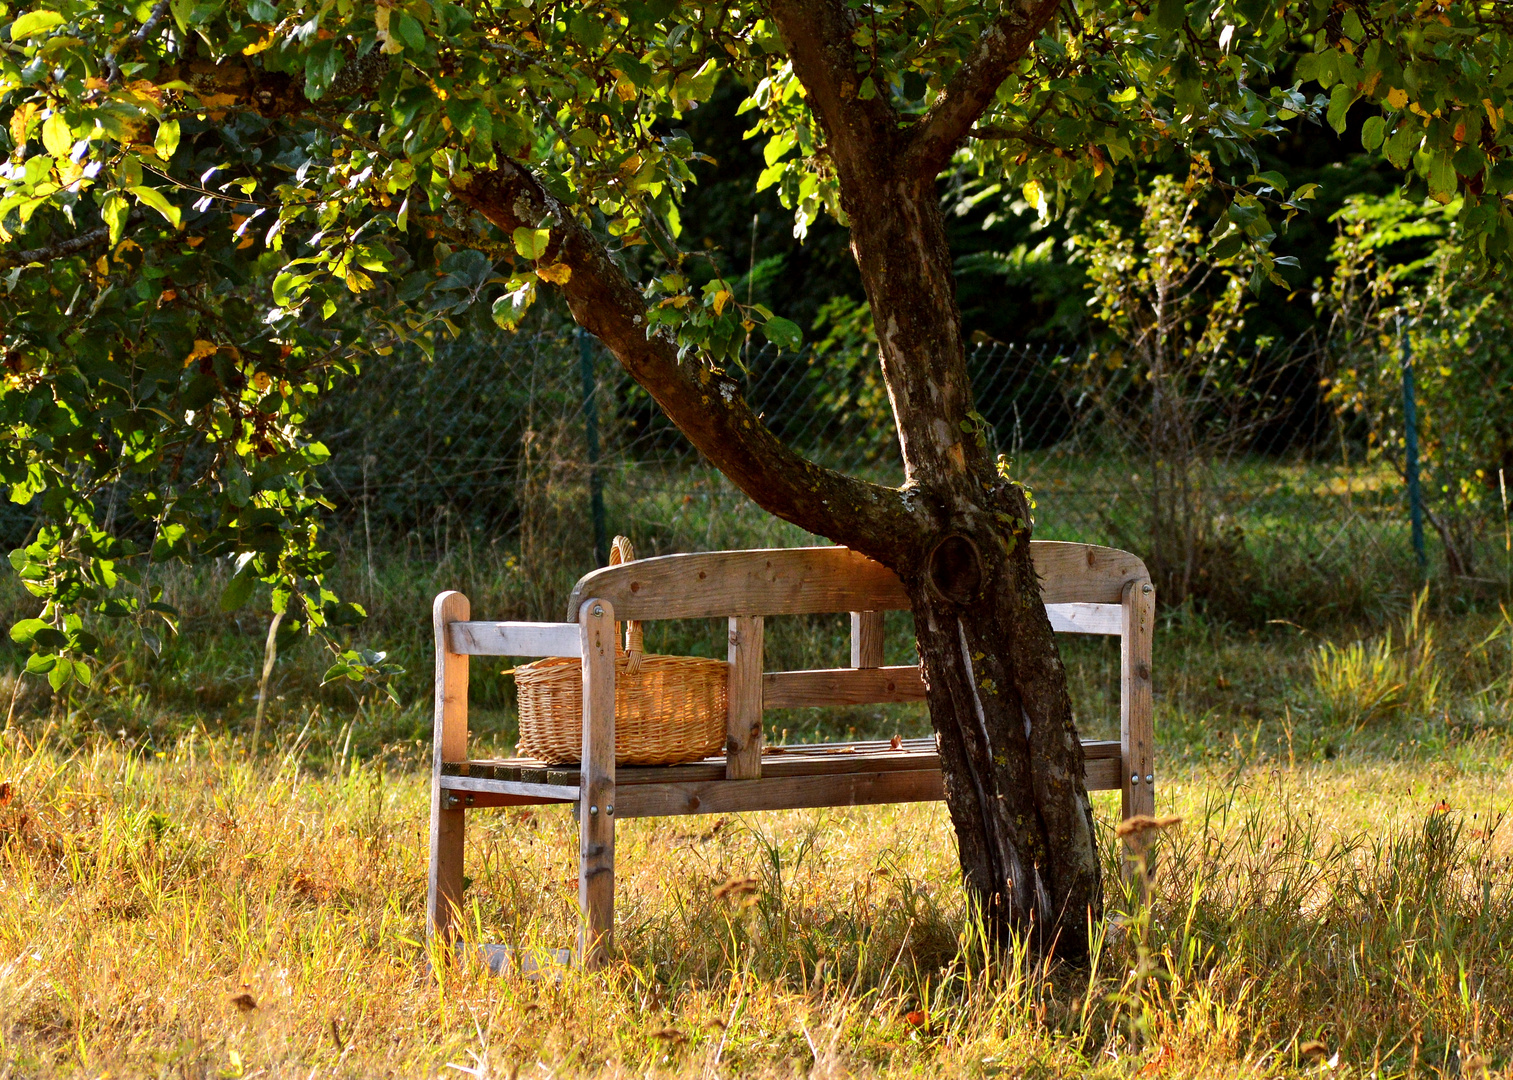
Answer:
441;775;578;801
613;754;1123;818
763;665;926;708
1045;602;1123;636
564;542;1150;620
448;621;581;658
442;738;1122;793
616;769;944;818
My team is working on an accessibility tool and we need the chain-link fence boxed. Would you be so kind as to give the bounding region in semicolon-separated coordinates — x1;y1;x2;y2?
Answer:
309;329;1495;621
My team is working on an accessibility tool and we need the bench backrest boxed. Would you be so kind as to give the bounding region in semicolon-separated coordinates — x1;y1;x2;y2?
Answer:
563;541;1149;621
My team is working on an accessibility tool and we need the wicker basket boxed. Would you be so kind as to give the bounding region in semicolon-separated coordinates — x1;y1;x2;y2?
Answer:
513;537;728;766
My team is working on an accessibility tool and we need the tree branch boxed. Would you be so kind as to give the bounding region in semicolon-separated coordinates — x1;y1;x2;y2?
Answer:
0;212;143;269
968;124;1057;149
766;0;903;188
102;0;171;85
451;163;917;550
904;0;1063;179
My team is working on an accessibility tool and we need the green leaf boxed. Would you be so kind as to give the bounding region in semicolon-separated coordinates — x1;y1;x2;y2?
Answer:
220;568;256;612
1153;0;1186;31
10;618;48;644
321;662;356;684
1427;151;1458;203
761;315;802;351
568;10;603;50
25;653;57;675
128;186;182;228
755;162;786;192
763;130;796;167
41;113;72;158
512;227;550;261
1385;123;1420;169
395;12;425;52
10;10;65;39
492;280;536;328
1208;231;1246;261
1249;171;1287;194
1361;115;1386;151
47;658;73;691
1327;83;1354;134
155;118;181;161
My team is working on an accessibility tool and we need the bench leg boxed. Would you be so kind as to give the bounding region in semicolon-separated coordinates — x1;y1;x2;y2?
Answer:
429;590;471;945
578;598;617;968
1120;579;1156;890
429;794;466;942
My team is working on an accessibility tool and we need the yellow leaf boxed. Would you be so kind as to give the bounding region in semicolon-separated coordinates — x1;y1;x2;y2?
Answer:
251;372;272;392
124;80;164;107
9;102;38;148
1453;120;1467;143
713;289;731;316
242;30;275;55
1386;87;1409;110
346;269;374;292
1360;70;1381;97
535;262;573;284
1022;179;1045;210
184;340;218;367
1484;99;1504;132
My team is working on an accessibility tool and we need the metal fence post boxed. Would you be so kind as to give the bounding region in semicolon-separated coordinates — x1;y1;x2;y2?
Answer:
578;329;609;568
1400;325;1427;571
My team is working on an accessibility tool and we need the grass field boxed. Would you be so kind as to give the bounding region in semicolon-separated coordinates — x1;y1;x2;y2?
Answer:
1;529;1512;1077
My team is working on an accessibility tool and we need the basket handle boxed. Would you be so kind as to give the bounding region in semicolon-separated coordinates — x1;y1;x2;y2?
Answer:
610;536;643;675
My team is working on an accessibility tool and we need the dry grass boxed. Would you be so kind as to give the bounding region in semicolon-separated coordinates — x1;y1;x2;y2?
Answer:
0;718;1510;1078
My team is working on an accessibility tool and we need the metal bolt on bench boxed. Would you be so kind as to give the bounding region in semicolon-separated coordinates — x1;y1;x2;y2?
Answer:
428;542;1155;969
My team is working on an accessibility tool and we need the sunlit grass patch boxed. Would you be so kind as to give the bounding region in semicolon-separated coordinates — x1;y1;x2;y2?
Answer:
1;720;1510;1078
1311;588;1441;728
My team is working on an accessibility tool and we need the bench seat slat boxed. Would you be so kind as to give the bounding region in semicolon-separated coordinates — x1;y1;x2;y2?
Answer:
440;776;578;801
442;738;1123;795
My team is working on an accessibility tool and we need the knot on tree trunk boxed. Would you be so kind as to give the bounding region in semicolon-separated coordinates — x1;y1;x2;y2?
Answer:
926;533;983;604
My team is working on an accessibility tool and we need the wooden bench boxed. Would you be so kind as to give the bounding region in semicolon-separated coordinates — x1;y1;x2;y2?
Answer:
429;541;1155;966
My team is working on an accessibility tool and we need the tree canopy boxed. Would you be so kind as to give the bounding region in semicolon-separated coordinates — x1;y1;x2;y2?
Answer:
3;0;1512;681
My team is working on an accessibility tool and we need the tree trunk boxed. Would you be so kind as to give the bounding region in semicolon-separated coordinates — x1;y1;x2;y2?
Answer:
894;511;1103;956
830;165;1103;958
